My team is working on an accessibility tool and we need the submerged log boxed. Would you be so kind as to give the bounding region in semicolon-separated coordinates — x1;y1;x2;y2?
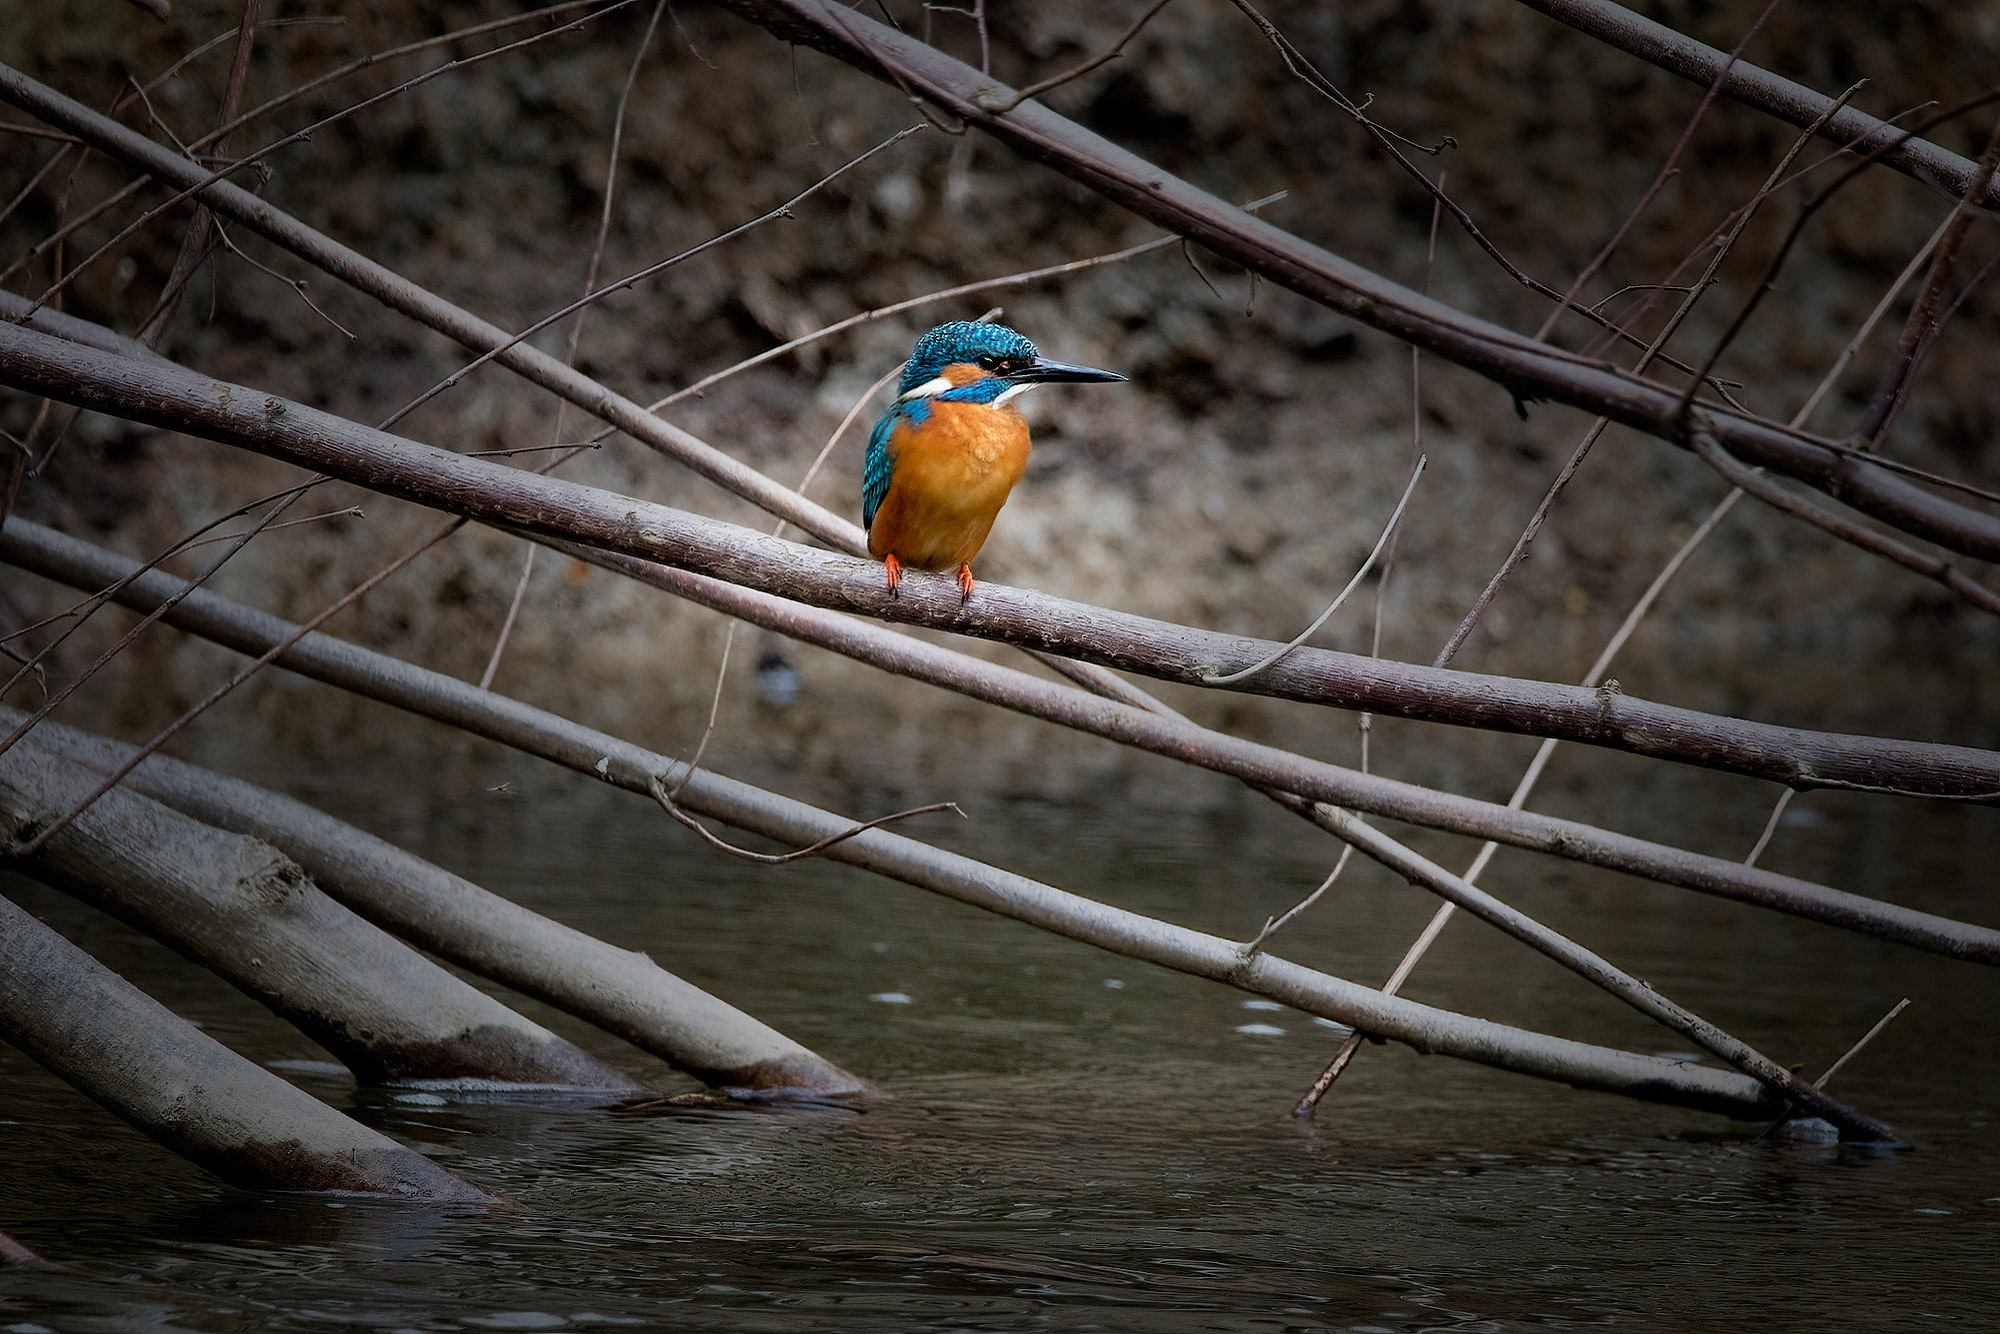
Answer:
0;740;643;1092
0;893;492;1201
15;711;866;1099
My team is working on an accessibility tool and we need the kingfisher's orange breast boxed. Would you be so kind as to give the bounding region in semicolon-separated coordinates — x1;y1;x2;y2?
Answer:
866;401;1031;571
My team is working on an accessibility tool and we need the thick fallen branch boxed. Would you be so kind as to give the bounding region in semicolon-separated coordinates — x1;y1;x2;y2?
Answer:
0;527;1811;1126
0;322;1992;806
0;739;643;1091
1513;0;2000;210
11;708;867;1099
698;1;2000;564
0;892;492;1200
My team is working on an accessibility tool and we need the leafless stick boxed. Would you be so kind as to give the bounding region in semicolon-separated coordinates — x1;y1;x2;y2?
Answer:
1857;248;2000;463
672;620;738;797
1691;427;2000;617
135;0;265;347
649;772;963;864
1208;455;1426;686
13;1;639;322
176;506;363;551
464;441;602;460
1433;82;1863;668
212;220;356;339
477;544;535;691
1513;0;2000;209
981;0;1173;115
8;512;465;857
650;193;1283;413
1671;88;2000;425
1531;0;1784;342
0;488;307;749
1856;118;2000;446
1791;213;1952;430
0;122;77;144
1242;843;1352;955
1814;997;1911;1091
480;0;666;689
1752;995;1911;1142
1743;789;1795;869
0;480;319;652
121;0;171;17
376;125;921;433
1227;1;1724;389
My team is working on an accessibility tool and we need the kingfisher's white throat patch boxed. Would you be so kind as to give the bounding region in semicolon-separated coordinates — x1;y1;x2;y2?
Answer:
992;382;1036;407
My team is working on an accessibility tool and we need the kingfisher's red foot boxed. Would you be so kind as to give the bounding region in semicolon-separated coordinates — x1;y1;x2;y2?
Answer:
956;563;975;603
883;552;903;598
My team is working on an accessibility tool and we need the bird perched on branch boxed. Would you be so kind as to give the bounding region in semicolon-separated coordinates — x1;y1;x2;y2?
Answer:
864;320;1125;601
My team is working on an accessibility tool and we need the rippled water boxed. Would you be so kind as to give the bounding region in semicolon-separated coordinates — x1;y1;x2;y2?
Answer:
3;738;1997;1331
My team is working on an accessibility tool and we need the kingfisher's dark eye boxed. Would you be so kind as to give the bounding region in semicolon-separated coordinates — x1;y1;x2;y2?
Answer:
976;353;1000;370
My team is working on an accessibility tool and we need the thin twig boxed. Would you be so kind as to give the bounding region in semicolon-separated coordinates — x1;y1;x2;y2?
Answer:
1532;0;1786;342
647;192;1284;413
480;0;666;690
1206;455;1426;686
1432;81;1865;669
477;545;535;691
212;220;356;339
1691;426;2000;616
648;771;962;863
0;488;308;750
1751;996;1912;1142
1744;789;1795;868
135;0;265;346
177;506;363;551
1856;115;2000;446
672;620;738;796
376;124;921;433
1241;843;1352;955
14;1;639;323
982;0;1174;115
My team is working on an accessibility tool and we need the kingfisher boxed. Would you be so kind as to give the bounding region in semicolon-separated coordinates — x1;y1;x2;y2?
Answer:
864;320;1125;601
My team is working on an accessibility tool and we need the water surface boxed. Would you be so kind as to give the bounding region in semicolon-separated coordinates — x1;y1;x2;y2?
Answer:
3;739;1996;1332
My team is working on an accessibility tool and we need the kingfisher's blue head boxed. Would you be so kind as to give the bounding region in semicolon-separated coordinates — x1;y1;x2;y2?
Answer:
897;320;1126;399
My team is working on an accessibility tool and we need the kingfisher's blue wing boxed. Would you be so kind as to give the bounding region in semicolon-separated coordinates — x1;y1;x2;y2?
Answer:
862;405;902;532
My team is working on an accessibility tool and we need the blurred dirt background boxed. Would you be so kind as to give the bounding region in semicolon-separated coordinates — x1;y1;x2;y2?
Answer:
2;0;1995;817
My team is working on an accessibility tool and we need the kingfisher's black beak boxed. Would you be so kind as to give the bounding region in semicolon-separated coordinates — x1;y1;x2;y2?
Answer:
1007;355;1127;385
